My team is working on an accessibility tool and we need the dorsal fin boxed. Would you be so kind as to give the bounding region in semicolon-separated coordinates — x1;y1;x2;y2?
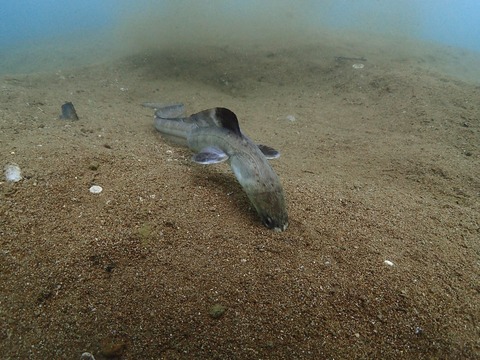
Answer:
214;108;242;136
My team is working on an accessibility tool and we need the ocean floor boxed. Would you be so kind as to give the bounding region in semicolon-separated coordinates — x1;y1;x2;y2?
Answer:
1;34;479;359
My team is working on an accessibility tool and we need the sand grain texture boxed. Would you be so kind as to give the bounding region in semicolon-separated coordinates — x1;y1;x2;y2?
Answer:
1;41;479;359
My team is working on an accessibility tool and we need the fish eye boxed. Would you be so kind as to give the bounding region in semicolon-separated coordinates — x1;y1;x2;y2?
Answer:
263;216;273;228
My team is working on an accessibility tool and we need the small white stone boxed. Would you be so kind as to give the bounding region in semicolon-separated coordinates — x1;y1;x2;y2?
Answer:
80;353;96;360
352;63;365;69
4;163;22;182
384;260;394;266
89;185;103;194
286;114;296;122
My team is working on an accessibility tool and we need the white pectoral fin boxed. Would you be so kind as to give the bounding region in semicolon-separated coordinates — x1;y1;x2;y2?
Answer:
258;144;280;159
192;147;229;164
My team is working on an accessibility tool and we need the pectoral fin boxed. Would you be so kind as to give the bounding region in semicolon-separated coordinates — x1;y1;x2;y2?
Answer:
192;147;229;164
258;144;280;159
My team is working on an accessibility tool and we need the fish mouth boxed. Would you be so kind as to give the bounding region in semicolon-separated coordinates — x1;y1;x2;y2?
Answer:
261;214;289;232
249;190;288;231
276;222;289;232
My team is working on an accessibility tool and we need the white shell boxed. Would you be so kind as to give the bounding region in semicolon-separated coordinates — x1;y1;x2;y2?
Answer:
4;163;22;182
89;185;103;194
384;260;394;266
352;63;365;69
80;353;96;360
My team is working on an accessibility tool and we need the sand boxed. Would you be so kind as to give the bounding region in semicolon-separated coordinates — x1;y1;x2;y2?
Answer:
1;36;479;359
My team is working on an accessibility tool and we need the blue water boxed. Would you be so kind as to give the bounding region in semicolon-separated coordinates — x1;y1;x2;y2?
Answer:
314;0;480;52
417;0;480;51
0;0;114;46
1;1;479;53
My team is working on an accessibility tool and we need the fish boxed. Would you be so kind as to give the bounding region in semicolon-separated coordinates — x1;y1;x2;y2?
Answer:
145;103;288;231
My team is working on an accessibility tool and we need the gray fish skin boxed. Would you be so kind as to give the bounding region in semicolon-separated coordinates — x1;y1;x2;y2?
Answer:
152;105;288;231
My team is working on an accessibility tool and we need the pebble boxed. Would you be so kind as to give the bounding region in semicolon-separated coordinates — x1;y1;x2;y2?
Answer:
4;163;22;182
209;304;226;319
384;260;394;266
100;337;126;358
352;63;365;69
88;163;99;171
80;353;96;360
89;185;103;194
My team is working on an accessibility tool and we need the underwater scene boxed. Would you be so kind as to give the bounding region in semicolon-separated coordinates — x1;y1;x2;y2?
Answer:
1;1;479;358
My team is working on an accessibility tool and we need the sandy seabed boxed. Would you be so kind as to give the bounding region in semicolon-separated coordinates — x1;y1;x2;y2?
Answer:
1;36;479;359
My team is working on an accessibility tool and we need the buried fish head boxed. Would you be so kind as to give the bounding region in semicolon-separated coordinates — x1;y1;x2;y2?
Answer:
247;188;289;232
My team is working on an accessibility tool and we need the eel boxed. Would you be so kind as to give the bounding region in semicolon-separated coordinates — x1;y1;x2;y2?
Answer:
145;103;288;231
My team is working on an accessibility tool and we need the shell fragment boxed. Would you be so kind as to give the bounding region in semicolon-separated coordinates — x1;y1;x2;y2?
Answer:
89;185;103;194
4;163;22;182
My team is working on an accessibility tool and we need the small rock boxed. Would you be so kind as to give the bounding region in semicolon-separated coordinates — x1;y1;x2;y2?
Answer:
352;63;365;69
89;185;103;194
105;263;115;273
4;163;22;182
60;102;79;120
209;304;226;319
89;163;99;171
100;337;126;358
80;353;96;360
384;260;394;267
